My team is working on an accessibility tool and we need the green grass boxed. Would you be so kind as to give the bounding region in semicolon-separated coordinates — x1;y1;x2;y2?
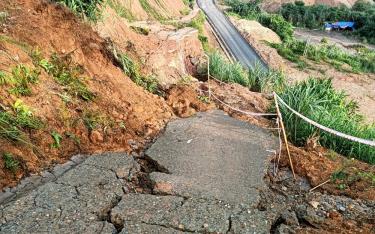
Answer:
1;64;40;97
54;0;104;21
82;111;112;132
50;131;63;148
209;51;285;92
0;100;43;143
269;39;375;74
2;153;19;173
117;53;160;94
37;54;95;101
139;0;167;21
277;78;375;164
107;0;135;21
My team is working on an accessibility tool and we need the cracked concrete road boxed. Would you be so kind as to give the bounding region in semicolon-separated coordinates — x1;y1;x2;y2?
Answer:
147;110;278;204
0;111;277;233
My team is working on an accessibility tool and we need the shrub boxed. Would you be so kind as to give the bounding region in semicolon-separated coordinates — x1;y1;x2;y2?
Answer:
225;0;294;41
277;78;375;164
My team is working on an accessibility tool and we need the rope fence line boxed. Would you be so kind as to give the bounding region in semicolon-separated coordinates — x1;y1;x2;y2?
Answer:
196;85;375;148
274;93;375;147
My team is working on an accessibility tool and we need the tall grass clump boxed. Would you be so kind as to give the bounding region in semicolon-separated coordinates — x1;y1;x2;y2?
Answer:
209;52;286;92
54;0;104;21
209;51;250;87
0;100;43;143
278;78;375;164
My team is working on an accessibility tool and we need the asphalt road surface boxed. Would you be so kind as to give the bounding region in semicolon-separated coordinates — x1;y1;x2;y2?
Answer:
197;0;268;70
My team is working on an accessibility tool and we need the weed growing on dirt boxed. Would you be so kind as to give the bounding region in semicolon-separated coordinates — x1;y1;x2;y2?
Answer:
226;0;294;41
2;153;19;173
188;11;210;51
12;99;44;130
54;0;104;21
65;132;81;145
139;0;167;21
82;110;112;132
209;51;249;87
50;131;63;148
118;53;160;94
38;54;95;101
9;64;40;96
0;100;42;143
277;78;375;164
107;0;135;21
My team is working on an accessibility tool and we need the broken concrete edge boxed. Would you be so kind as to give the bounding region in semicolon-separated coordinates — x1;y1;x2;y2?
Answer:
0;154;98;205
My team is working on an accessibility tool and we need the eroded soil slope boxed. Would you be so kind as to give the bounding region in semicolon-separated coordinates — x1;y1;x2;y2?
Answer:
0;0;174;188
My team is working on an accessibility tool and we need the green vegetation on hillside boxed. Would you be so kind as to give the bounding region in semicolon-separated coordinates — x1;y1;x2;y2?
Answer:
117;53;159;94
139;0;167;21
277;78;375;164
107;0;135;21
225;0;375;74
281;0;375;44
54;0;104;21
209;51;285;93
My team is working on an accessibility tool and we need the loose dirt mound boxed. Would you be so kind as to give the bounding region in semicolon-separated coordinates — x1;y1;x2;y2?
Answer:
0;0;173;189
231;18;281;44
166;84;214;118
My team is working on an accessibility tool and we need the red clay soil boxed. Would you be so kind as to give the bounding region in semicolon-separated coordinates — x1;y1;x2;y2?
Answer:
166;84;214;118
0;0;174;189
280;144;375;201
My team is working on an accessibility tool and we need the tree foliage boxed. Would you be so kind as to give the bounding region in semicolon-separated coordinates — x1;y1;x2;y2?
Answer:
280;0;375;43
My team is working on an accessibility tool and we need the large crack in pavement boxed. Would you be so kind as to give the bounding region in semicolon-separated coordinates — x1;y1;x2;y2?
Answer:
1;111;281;233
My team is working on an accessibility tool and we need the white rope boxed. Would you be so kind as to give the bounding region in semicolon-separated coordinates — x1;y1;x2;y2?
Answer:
275;93;375;147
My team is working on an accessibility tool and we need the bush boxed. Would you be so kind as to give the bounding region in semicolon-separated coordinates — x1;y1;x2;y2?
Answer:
277;78;375;164
226;0;294;41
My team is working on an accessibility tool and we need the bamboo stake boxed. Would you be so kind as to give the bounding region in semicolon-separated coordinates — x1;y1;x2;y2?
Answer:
273;92;296;179
309;179;330;192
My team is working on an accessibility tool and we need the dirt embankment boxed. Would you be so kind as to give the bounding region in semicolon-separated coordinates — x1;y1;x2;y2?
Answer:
0;0;177;189
97;3;204;88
